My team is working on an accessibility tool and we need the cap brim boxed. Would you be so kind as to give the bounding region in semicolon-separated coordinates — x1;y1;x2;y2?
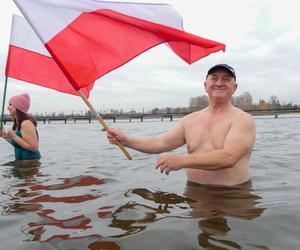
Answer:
207;65;236;79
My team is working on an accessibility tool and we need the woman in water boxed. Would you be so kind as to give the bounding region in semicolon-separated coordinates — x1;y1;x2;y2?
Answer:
0;93;41;161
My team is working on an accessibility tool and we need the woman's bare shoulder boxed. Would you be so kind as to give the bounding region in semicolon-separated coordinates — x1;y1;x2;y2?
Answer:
21;120;36;129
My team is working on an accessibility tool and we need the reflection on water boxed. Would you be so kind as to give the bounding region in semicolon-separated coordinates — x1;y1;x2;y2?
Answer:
1;161;267;249
2;160;43;214
1;163;119;249
31;176;104;191
184;181;264;219
107;188;194;238
184;182;266;249
2;159;41;179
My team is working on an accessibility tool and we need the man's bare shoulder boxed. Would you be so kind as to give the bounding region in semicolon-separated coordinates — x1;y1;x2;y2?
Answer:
181;108;208;121
183;108;207;120
232;107;255;127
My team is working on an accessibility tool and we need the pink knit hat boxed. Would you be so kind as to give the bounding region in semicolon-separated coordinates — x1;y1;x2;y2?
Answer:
9;93;30;113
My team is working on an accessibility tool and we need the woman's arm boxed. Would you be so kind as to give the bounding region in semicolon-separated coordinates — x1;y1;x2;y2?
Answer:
8;120;39;151
0;129;13;144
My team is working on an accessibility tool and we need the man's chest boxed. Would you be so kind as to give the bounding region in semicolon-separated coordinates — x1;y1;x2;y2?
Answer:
184;119;232;152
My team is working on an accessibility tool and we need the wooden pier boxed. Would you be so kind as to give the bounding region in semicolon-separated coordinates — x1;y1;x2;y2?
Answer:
2;108;300;124
1;113;180;124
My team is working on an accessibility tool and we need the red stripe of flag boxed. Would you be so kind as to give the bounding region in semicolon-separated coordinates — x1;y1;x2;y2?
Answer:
6;45;94;97
46;9;225;89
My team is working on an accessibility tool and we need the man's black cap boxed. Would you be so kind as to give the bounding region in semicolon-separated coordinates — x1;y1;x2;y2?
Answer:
206;64;236;80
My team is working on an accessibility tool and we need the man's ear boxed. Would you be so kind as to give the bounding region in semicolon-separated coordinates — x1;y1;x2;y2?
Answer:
204;81;208;93
233;83;238;94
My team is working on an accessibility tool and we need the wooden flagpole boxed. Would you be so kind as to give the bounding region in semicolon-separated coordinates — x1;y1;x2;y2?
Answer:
77;89;132;160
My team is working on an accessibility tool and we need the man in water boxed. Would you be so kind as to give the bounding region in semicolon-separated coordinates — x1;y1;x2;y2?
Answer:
105;64;256;186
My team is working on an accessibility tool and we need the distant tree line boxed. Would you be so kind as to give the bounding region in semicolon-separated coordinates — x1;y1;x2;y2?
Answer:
189;91;299;111
23;92;298;117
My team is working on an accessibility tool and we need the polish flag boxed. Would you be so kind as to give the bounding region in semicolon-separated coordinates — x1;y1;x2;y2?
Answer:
5;15;94;97
14;0;225;90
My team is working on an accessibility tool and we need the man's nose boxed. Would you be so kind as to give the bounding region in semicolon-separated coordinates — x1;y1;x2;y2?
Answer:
215;80;224;86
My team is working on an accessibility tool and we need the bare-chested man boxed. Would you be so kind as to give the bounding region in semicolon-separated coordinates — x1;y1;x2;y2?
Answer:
106;64;256;186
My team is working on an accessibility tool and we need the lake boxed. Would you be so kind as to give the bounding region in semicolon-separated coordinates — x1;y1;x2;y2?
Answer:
1;115;300;250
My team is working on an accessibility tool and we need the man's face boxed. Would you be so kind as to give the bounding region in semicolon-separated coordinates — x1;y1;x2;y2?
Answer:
204;70;237;99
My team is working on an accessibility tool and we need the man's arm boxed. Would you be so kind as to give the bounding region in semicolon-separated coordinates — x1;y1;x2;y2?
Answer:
106;120;186;154
157;114;256;174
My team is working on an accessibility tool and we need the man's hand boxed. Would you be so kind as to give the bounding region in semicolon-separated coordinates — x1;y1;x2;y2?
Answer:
156;154;185;175
104;127;129;146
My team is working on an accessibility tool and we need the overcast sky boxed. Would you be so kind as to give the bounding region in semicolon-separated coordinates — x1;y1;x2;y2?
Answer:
1;0;300;114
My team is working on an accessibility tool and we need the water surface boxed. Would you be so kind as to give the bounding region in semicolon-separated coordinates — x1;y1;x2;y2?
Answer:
1;116;300;249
